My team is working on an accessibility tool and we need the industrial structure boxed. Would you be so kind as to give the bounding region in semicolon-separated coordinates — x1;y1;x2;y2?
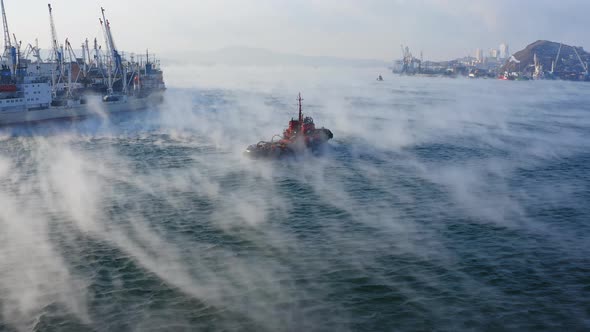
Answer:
500;40;589;81
392;40;589;81
393;45;422;75
0;1;166;125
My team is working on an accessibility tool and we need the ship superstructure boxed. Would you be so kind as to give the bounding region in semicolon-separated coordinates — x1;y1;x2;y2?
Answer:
0;1;166;125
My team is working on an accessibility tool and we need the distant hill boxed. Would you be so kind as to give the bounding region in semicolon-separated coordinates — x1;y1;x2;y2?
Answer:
500;40;589;74
163;46;389;67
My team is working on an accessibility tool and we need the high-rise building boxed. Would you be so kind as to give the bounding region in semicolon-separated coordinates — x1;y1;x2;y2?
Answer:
499;43;509;59
475;48;483;63
489;49;499;59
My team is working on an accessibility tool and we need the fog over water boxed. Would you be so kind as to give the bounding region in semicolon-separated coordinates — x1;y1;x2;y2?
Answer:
0;66;589;331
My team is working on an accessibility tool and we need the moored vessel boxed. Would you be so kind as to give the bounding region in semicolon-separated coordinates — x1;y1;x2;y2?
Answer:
0;2;165;126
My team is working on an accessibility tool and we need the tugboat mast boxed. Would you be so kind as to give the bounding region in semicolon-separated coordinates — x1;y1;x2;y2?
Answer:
298;93;303;132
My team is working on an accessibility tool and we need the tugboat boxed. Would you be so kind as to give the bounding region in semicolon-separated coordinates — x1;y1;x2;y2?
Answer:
244;93;333;159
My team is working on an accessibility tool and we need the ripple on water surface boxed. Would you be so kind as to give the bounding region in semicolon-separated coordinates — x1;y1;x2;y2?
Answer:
0;77;589;331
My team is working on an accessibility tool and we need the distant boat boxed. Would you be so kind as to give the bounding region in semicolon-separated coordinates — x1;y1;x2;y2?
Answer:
376;75;384;81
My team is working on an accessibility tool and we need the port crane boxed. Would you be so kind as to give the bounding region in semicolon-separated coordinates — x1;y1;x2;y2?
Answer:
1;0;18;77
1;0;11;56
572;46;588;76
64;38;85;99
48;4;62;65
551;43;562;74
11;33;22;72
48;3;66;96
551;43;588;77
400;45;410;73
400;44;419;75
92;38;102;70
24;39;42;64
100;7;124;95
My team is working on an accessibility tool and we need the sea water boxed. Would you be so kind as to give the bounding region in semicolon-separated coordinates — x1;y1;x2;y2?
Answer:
0;67;589;331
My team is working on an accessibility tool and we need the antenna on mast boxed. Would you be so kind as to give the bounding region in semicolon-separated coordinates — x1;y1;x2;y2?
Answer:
298;93;303;124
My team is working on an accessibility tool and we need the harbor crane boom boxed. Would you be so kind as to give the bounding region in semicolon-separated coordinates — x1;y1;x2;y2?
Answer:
48;4;62;65
12;32;18;51
24;42;42;63
12;33;20;62
572;46;588;74
553;43;562;73
100;7;122;75
1;0;11;54
48;3;65;95
93;38;100;68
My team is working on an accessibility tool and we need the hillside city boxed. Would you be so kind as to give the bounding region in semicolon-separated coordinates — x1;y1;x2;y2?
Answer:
392;41;590;81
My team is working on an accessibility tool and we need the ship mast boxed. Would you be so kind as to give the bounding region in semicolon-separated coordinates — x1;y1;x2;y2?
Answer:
99;15;113;94
66;39;72;98
93;38;100;69
298;93;303;132
81;39;89;78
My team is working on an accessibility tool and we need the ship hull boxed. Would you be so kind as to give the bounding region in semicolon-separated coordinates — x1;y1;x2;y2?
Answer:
0;92;164;126
244;129;333;159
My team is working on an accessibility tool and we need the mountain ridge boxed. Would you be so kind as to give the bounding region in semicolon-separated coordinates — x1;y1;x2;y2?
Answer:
500;40;589;75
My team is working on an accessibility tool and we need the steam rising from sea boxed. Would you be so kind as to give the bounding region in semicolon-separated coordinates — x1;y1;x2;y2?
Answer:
1;66;589;331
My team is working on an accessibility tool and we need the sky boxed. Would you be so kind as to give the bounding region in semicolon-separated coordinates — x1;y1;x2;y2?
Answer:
3;0;590;62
